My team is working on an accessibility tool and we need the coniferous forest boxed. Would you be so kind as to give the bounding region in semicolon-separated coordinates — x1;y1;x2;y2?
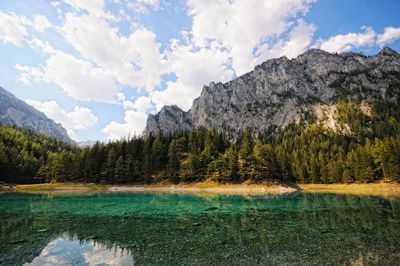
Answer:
1;100;400;185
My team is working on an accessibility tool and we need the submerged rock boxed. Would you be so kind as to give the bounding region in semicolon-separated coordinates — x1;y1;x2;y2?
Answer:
204;207;219;211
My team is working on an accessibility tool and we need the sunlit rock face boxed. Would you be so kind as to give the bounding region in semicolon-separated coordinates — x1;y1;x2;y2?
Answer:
144;47;400;140
0;87;74;143
144;105;192;136
25;234;133;266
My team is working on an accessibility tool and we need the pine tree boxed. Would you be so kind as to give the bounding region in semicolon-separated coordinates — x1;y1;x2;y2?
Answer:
167;139;180;183
102;148;117;183
151;133;166;172
114;155;126;184
142;134;154;183
253;140;280;182
226;144;239;182
0;143;9;182
239;128;254;180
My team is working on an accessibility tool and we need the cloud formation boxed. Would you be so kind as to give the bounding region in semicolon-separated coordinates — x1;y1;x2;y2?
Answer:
316;26;400;53
316;26;376;53
61;12;166;91
4;0;400;141
16;48;119;102
187;0;317;75
33;15;53;33
0;11;31;47
26;99;98;140
377;27;400;47
102;109;147;140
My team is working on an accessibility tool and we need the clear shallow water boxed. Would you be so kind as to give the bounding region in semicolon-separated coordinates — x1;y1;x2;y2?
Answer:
0;192;400;265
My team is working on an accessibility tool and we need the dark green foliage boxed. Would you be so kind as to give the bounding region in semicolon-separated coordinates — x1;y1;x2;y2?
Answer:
0;124;76;184
167;139;180;183
2;99;400;185
238;128;254;181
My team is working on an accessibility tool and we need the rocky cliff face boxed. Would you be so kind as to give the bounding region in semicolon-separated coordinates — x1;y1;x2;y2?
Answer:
144;47;400;139
0;87;74;143
145;105;192;135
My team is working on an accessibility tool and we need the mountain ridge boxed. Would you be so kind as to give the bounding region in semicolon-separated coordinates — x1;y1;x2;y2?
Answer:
0;87;74;143
144;47;400;139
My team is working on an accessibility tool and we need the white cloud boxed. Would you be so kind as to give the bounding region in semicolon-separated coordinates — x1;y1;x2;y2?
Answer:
16;49;119;102
377;27;400;47
15;64;44;85
121;96;153;113
316;26;376;53
149;0;317;112
50;2;61;8
26;99;98;141
0;11;31;47
27;37;56;54
61;12;166;92
102;110;147;140
15;5;166;104
151;43;233;111
132;96;152;113
63;0;105;17
187;0;317;76
126;0;160;14
137;0;160;10
34;15;53;32
103;94;154;140
255;19;316;64
116;92;126;102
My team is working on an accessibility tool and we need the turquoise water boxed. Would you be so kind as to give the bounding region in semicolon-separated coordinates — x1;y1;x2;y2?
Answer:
0;191;400;265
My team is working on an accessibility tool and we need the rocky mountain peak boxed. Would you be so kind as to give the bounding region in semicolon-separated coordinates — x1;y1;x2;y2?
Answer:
379;46;399;57
144;105;192;136
0;87;74;143
144;47;400;140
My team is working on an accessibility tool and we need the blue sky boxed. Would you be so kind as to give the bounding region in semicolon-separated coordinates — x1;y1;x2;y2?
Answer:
0;0;399;142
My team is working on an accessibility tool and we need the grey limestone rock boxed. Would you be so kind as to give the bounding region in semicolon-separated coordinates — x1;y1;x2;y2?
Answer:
144;105;192;136
0;87;75;143
144;47;400;140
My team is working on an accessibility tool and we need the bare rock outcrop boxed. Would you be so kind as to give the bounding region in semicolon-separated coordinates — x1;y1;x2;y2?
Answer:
144;47;400;139
0;87;74;143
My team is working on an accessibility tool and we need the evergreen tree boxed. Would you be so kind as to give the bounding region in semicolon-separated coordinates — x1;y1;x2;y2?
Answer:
102;148;117;183
239;128;254;180
142;134;155;183
151;133;166;172
226;144;239;182
167;139;180;183
114;155;127;184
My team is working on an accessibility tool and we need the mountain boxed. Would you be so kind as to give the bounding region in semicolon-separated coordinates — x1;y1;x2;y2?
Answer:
144;47;400;139
0;87;74;143
77;140;98;148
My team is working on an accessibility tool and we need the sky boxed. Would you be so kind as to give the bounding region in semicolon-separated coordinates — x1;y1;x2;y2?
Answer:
1;0;400;142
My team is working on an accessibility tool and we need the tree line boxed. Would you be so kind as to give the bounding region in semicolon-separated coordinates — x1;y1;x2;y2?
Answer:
1;100;399;184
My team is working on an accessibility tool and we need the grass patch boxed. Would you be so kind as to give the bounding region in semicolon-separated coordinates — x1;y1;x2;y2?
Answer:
299;182;400;198
7;182;107;193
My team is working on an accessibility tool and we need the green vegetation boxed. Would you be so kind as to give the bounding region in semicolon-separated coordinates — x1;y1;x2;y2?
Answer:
0;124;76;183
1;100;400;185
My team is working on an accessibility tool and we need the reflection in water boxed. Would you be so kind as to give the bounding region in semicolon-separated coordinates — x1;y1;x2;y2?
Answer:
0;192;400;265
24;234;133;266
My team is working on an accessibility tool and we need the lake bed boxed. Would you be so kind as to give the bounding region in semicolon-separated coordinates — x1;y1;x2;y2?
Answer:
1;191;399;265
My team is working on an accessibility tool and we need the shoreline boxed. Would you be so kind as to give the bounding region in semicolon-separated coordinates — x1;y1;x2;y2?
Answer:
108;182;297;194
1;181;400;197
0;181;297;194
299;183;400;198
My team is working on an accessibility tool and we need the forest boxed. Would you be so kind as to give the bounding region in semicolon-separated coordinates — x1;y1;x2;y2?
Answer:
1;100;399;185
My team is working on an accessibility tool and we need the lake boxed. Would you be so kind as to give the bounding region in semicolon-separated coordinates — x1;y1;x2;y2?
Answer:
0;191;399;265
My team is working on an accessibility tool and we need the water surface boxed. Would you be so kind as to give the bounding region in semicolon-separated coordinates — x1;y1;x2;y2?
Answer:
0;191;399;265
